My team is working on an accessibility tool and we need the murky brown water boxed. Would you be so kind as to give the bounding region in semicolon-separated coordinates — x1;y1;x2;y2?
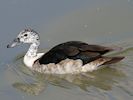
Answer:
0;0;133;100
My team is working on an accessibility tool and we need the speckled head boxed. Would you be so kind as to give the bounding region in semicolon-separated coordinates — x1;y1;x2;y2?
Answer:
7;28;40;48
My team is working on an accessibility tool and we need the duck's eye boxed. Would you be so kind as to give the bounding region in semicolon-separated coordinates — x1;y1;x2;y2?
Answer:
24;34;28;37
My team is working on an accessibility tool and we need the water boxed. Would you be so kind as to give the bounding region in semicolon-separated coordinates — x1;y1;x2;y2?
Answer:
0;0;133;100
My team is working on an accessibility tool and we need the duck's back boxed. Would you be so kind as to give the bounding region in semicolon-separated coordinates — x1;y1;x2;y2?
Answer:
38;41;114;65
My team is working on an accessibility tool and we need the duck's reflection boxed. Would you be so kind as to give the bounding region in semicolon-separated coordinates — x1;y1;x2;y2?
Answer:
11;61;125;95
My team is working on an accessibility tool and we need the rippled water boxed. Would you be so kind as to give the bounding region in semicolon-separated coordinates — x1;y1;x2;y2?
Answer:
1;0;133;100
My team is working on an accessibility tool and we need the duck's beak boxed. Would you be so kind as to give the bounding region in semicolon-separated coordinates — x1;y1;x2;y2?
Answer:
7;38;21;48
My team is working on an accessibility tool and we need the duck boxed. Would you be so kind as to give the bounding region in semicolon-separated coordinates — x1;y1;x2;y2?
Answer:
7;28;124;74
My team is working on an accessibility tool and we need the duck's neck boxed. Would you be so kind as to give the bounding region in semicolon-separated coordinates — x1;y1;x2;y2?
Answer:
26;41;40;58
24;40;45;68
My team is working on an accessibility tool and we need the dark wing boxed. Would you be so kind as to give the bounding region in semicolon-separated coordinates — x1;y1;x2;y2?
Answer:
39;41;113;65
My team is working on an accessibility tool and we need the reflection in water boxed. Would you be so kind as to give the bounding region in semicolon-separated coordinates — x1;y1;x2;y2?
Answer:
9;54;125;95
13;82;46;95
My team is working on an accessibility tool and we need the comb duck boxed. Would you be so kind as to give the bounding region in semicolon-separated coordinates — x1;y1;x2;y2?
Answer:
7;29;124;74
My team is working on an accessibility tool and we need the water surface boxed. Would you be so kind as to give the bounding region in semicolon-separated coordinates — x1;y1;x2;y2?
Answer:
0;0;133;100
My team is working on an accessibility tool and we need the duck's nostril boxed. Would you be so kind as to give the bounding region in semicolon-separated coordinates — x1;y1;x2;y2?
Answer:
14;38;20;42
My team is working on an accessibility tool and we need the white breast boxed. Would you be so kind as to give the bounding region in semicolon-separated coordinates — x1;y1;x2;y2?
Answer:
24;53;44;68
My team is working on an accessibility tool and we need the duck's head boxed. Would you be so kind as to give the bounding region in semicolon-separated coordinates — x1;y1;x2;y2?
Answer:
7;28;40;48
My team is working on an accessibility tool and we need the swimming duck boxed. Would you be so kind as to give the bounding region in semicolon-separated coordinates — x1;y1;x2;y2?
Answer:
7;28;124;74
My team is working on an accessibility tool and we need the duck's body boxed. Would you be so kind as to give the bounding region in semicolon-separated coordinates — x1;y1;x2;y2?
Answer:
39;41;111;65
7;29;124;74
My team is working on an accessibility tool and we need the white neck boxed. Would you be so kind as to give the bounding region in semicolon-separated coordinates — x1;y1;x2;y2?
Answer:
26;41;40;57
24;41;44;68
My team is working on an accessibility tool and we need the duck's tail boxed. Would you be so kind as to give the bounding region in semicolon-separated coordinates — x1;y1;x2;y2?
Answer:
81;56;124;73
102;56;125;65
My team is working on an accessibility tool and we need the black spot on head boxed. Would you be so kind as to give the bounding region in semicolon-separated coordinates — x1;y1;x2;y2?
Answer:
24;34;28;37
